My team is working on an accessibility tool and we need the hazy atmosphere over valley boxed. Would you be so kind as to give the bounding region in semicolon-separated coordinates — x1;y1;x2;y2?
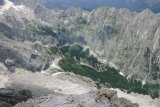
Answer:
0;0;160;107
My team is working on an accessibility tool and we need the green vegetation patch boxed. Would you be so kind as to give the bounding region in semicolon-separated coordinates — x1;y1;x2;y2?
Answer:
59;56;129;89
49;44;160;98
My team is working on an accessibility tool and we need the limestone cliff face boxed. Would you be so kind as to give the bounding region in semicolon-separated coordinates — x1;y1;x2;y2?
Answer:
34;7;160;84
0;0;56;72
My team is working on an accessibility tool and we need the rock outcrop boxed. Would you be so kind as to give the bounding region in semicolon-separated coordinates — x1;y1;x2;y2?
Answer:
0;1;159;106
14;89;139;107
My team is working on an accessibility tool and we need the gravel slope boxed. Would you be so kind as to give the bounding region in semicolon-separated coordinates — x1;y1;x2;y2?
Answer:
0;62;159;107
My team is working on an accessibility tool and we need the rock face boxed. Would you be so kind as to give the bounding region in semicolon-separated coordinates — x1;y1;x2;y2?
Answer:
0;0;57;72
0;88;32;106
0;1;159;106
14;89;139;107
32;6;160;84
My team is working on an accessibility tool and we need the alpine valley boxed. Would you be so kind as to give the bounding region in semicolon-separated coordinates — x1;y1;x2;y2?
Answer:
0;0;160;107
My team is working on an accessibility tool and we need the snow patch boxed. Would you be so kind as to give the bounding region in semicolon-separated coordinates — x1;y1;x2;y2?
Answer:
119;72;125;76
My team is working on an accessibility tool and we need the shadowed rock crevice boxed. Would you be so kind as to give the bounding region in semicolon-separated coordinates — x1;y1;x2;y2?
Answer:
0;22;15;39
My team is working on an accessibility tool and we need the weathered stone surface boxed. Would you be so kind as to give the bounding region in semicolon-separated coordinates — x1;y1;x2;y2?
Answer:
14;89;139;107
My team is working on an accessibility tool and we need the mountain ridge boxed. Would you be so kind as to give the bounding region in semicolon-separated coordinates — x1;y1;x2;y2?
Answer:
43;0;160;13
1;0;160;85
0;0;160;106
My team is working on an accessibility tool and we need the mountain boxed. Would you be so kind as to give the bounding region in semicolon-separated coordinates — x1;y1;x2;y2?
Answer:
0;0;160;106
7;0;160;13
152;1;160;13
9;0;42;8
0;0;4;5
31;5;160;85
44;0;160;13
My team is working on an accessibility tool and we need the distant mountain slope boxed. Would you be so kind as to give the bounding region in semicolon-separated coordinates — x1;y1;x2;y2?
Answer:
152;1;160;13
0;0;160;97
0;0;160;106
0;0;4;5
7;0;160;13
44;0;160;13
